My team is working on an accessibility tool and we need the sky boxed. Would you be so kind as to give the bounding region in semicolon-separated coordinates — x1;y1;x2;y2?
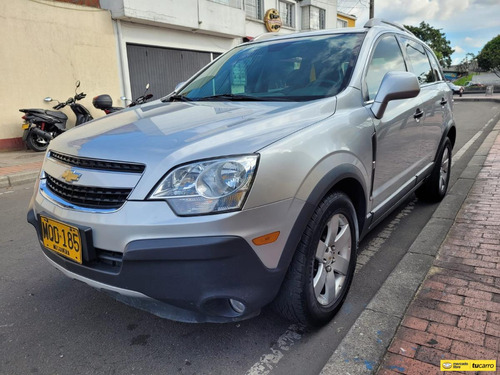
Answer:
337;0;500;66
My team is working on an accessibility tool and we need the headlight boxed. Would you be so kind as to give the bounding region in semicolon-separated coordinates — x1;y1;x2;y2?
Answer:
149;155;259;215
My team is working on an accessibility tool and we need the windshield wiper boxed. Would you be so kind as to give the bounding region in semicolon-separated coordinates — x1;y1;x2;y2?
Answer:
195;94;263;101
164;94;193;102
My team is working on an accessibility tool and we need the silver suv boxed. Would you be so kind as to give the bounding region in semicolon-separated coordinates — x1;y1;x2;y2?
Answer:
28;19;455;326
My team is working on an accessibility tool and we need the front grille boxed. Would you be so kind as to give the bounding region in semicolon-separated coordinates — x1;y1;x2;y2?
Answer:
49;151;145;173
46;173;132;209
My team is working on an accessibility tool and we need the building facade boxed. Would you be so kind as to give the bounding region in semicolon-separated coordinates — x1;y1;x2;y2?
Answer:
99;0;338;100
337;11;357;28
1;0;338;150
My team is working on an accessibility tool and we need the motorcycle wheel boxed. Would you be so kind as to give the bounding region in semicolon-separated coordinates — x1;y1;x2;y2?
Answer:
25;130;48;152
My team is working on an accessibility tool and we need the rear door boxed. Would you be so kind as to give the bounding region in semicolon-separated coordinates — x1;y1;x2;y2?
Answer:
398;37;444;179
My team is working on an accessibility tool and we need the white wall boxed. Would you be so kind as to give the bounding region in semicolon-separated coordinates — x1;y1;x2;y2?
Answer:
0;0;121;146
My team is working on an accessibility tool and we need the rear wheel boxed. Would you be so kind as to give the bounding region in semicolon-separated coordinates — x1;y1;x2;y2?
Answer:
416;138;451;202
273;192;358;327
25;130;48;152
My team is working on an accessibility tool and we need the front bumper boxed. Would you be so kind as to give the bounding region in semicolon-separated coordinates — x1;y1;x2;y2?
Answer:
27;185;304;322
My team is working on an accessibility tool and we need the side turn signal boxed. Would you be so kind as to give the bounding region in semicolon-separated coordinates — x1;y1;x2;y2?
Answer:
252;231;280;246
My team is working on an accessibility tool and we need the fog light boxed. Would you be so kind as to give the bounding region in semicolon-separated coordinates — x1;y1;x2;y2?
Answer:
229;299;246;314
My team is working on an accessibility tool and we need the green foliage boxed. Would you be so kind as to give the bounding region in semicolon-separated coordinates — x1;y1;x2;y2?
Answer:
454;74;474;86
404;21;454;68
477;35;500;77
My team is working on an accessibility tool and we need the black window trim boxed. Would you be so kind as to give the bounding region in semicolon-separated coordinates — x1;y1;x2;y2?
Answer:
424;46;445;83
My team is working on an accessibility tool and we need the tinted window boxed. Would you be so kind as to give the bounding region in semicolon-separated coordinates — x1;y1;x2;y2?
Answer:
402;38;435;85
426;48;443;81
365;35;406;101
179;33;365;101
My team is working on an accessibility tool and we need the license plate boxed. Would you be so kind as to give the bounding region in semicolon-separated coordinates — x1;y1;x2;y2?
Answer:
22;123;30;130
40;216;82;264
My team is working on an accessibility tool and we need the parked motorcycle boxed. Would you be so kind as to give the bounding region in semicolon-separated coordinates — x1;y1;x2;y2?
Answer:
20;81;93;152
93;83;153;115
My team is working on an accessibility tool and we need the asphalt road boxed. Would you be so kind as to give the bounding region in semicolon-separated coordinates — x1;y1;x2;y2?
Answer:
1;101;499;375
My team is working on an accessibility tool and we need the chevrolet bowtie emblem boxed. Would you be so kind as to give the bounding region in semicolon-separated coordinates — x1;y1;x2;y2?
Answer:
61;169;82;183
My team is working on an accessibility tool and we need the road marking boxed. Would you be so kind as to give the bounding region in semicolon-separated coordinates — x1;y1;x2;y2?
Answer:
452;117;495;167
246;324;304;375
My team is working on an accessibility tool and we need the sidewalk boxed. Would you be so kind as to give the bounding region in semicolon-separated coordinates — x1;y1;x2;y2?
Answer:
376;126;500;374
0;149;44;188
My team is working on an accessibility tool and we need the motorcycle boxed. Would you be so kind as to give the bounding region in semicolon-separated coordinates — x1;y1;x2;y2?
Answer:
93;83;153;115
20;81;93;152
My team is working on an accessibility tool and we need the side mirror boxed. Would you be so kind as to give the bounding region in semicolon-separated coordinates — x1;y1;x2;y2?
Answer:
145;83;150;90
371;71;420;119
174;81;186;92
44;97;53;102
75;80;81;88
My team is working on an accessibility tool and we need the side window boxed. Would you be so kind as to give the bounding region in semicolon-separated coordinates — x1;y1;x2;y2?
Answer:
426;48;444;82
402;38;435;85
365;35;406;101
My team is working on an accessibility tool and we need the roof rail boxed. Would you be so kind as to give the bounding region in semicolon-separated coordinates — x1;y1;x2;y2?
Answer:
364;18;415;36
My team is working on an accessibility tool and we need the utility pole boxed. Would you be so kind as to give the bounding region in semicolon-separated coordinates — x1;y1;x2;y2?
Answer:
369;0;374;19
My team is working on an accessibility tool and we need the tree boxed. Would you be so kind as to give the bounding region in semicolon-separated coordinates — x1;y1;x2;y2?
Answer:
458;53;477;74
404;21;454;68
477;35;500;78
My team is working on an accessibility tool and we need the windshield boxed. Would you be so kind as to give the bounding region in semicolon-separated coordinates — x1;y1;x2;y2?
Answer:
177;33;364;102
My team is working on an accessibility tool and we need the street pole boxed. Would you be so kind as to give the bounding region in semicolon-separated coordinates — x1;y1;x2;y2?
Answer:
369;0;374;19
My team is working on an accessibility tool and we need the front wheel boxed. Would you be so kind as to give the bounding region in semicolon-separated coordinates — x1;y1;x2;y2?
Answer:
273;192;358;327
25;129;48;152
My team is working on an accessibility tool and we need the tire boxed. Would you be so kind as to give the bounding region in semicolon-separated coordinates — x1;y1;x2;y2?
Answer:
416;138;452;202
25;130;49;152
273;192;358;327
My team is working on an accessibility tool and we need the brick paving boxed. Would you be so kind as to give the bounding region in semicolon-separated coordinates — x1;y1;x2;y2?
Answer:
0;160;43;176
377;134;500;374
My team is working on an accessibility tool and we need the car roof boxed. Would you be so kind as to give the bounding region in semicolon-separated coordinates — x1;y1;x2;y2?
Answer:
247;18;415;46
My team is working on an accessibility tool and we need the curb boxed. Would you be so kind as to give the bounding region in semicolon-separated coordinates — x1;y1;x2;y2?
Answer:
320;120;500;374
0;170;40;189
454;97;500;103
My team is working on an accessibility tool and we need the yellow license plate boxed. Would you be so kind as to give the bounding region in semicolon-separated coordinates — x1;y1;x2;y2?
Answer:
40;216;82;264
22;123;30;130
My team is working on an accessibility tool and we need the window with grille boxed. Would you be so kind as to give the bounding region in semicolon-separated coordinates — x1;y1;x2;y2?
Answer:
337;18;348;28
279;1;295;28
244;0;262;19
319;8;325;29
209;0;242;9
302;6;326;30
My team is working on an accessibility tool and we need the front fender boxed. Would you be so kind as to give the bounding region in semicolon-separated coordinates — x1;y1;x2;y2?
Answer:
295;153;369;206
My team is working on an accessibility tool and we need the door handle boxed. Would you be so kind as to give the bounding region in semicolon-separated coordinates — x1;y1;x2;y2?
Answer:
440;98;447;106
413;109;424;120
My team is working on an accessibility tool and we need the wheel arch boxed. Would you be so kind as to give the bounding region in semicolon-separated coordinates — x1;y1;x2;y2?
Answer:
276;163;368;272
303;165;368;239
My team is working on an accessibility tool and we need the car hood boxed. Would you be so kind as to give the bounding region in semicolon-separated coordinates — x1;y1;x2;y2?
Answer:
48;99;336;190
52;99;336;162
